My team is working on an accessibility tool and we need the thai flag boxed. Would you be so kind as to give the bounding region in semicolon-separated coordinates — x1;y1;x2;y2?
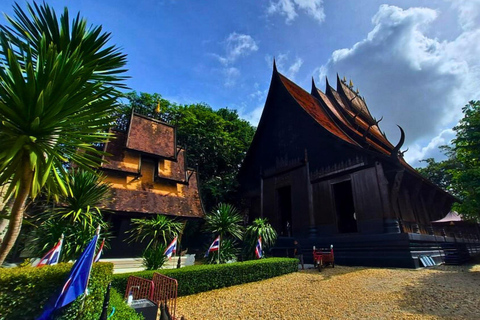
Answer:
164;237;177;259
37;236;63;267
94;239;105;262
204;235;220;257
255;236;263;259
37;234;99;320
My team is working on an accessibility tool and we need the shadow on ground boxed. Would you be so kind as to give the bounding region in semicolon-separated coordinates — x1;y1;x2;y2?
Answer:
400;261;480;319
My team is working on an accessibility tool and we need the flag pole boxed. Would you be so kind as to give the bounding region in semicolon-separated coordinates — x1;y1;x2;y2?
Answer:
59;233;64;262
217;235;220;265
80;225;101;310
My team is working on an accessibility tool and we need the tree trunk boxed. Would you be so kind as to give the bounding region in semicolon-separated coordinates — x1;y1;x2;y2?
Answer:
0;162;33;265
0;192;15;246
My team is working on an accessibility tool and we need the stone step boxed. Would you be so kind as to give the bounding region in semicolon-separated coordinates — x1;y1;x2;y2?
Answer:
101;254;196;274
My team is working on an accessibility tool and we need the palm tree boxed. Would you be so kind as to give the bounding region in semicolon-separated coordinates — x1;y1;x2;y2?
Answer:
244;218;277;259
204;203;244;240
127;215;184;249
0;2;127;264
30;169;111;262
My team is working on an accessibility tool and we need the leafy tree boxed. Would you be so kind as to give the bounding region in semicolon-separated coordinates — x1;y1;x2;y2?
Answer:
0;3;127;264
244;218;277;259
450;101;480;220
117;92;256;210
28;169;111;262
417;152;459;195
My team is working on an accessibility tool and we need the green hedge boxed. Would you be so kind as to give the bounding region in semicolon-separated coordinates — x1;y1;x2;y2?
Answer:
0;262;121;320
107;288;143;320
112;258;298;297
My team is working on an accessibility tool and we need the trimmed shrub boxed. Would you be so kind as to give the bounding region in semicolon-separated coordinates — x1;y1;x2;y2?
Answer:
0;262;113;320
112;257;298;297
107;288;144;320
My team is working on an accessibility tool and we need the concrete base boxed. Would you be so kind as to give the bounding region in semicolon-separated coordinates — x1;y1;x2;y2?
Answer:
272;233;480;268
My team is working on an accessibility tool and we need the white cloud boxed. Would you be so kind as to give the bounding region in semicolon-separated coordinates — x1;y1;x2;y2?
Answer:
217;32;258;66
239;104;264;126
214;32;258;87
405;129;455;165
268;53;303;80
223;67;240;87
287;57;303;79
449;0;480;31
268;0;325;24
317;4;480;165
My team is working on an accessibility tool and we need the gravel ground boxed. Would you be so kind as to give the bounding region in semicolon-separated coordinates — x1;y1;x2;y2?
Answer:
176;262;480;319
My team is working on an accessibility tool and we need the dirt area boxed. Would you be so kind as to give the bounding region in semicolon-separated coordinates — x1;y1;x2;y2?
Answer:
176;262;480;319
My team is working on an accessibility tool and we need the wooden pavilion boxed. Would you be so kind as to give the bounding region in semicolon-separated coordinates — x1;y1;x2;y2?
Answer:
238;62;479;267
99;113;205;257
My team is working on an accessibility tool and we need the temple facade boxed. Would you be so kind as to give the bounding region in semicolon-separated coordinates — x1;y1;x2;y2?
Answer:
100;113;204;257
238;63;478;267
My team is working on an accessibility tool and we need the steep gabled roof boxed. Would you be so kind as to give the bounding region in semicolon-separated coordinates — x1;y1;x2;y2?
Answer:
312;85;391;156
336;75;375;125
324;81;394;151
278;73;358;146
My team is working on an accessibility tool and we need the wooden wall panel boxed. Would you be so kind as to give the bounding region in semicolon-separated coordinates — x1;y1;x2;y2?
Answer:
312;180;335;226
351;168;383;220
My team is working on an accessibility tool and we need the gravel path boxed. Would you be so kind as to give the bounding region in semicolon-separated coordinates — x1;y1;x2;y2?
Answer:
176;263;480;319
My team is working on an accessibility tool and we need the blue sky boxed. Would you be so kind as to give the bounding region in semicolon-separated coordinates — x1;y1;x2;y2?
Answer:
1;0;479;167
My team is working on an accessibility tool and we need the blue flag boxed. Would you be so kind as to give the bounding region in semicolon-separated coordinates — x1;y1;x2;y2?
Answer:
37;234;99;320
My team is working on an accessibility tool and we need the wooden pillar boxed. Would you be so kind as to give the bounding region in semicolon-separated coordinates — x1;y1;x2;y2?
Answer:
304;149;316;238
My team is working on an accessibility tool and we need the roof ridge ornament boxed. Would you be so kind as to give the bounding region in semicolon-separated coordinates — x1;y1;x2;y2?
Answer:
391;125;405;160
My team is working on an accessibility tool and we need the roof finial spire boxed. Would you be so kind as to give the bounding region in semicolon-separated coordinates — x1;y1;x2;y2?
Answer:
349;79;354;88
311;77;316;91
273;57;277;72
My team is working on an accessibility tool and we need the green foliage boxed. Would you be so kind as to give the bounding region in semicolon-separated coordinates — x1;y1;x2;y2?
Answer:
0;262;113;320
0;1;126;263
417;154;459;195
204;203;244;240
127;215;183;249
204;238;239;264
117;92;256;210
108;288;144;320
244;218;277;259
27;169;111;262
0;1;127;200
142;243;167;270
203;203;244;264
111;258;298;297
450;101;480;220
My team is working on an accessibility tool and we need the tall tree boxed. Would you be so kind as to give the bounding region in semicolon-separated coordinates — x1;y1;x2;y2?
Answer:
0;3;127;264
450;101;480;220
118;92;256;210
417;151;459;195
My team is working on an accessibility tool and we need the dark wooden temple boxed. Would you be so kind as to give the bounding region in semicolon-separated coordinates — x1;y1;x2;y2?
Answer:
238;63;480;267
100;113;205;257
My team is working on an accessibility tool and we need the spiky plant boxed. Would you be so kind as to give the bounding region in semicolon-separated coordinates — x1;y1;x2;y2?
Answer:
244;218;277;259
127;215;183;249
204;203;244;241
0;2;127;264
29;169;111;262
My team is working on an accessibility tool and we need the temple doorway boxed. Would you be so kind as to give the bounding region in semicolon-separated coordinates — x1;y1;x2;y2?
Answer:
277;186;293;236
333;180;357;233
